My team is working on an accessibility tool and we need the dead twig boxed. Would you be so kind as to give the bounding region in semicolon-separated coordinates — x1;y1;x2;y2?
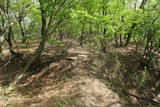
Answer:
125;92;160;107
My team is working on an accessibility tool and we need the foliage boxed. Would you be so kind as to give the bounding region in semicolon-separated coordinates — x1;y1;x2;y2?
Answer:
0;0;160;106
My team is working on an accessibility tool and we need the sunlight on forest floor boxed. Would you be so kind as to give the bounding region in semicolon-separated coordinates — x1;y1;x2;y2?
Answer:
0;41;159;107
0;41;121;107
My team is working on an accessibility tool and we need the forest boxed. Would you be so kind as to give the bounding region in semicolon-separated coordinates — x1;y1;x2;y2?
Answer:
0;0;160;107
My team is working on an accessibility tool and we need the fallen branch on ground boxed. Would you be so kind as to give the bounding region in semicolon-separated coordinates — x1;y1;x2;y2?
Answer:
124;91;160;107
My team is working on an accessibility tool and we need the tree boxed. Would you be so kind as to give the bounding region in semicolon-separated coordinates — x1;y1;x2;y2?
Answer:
11;0;78;86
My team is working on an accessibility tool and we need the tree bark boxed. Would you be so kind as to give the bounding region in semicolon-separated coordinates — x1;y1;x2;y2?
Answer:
6;26;13;50
22;0;47;72
0;27;5;58
124;33;131;46
80;24;84;46
18;19;26;43
119;34;123;46
11;0;48;87
0;35;4;58
101;27;107;53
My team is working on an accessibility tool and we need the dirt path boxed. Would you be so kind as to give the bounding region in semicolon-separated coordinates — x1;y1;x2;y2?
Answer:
0;45;121;107
61;46;121;107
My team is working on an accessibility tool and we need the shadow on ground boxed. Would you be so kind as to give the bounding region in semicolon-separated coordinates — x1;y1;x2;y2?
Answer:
0;45;75;97
84;47;160;106
0;42;159;107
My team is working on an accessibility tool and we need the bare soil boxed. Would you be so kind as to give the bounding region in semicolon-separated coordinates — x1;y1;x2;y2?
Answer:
0;41;121;107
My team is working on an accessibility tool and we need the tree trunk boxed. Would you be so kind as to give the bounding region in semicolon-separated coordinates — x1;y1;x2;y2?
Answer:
124;33;131;46
114;34;119;47
12;0;48;86
80;24;84;46
6;26;13;51
22;0;47;72
5;26;22;57
101;27;107;53
0;28;5;58
18;20;26;43
119;34;123;46
0;35;4;58
139;0;147;9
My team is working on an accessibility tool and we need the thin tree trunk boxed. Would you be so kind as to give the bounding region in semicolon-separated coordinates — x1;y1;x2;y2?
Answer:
114;34;119;47
124;0;146;47
0;27;5;58
80;24;84;46
124;33;131;46
119;34;123;46
22;0;47;72
11;0;48;86
6;26;13;51
0;35;4;58
101;26;107;53
139;0;147;9
18;20;26;43
5;26;22;57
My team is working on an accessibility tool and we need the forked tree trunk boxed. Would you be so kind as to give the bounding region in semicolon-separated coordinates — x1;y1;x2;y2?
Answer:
12;0;48;86
22;0;47;72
